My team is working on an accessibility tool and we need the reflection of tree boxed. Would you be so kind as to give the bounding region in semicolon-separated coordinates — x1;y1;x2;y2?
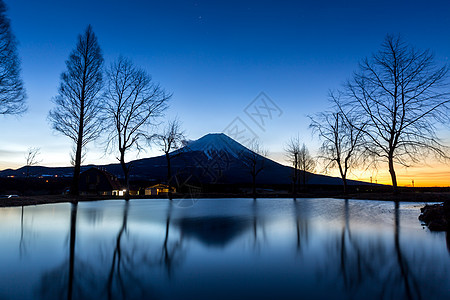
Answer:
105;201;184;298
337;199;378;295
37;202;98;300
36;201;187;299
19;206;26;257
251;200;267;251
105;201;185;298
68;202;77;300
339;199;351;289
320;200;428;299
318;200;385;298
80;207;103;226
37;202;159;300
161;202;183;278
293;200;308;254
19;205;39;259
385;202;422;300
106;200;130;299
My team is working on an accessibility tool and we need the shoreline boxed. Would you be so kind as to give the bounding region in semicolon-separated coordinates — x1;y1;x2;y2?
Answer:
1;191;450;208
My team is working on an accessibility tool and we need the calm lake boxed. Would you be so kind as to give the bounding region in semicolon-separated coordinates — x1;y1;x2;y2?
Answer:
0;198;449;300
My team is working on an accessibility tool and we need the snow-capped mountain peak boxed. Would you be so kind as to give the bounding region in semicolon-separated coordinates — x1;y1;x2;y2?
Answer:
180;133;251;159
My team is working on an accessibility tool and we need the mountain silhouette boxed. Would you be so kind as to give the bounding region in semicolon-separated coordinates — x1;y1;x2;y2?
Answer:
0;133;366;186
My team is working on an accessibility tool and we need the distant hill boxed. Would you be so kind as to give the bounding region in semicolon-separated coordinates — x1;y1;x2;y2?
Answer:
0;133;369;186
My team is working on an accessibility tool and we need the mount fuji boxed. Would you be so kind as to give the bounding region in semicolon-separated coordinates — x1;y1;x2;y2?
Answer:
178;133;253;160
0;133;367;188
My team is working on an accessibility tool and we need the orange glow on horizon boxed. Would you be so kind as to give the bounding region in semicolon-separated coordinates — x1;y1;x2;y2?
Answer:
320;162;450;187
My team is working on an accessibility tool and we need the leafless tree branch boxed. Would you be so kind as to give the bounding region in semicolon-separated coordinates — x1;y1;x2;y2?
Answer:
0;1;26;116
153;118;185;199
24;147;41;178
285;136;314;195
239;140;267;197
48;25;104;195
310;93;366;193
341;35;450;192
103;57;170;199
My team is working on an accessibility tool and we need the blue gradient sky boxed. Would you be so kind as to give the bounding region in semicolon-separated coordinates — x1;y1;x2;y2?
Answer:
1;0;450;184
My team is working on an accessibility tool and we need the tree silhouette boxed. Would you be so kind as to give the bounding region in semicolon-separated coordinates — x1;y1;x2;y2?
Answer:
0;0;26;116
298;143;315;190
341;35;450;192
310;97;365;193
24;147;41;178
154;118;185;200
104;57;170;200
239;141;267;198
48;25;104;196
285;136;301;198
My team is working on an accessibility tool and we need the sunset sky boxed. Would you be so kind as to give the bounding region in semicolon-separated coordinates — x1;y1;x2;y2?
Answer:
0;0;449;186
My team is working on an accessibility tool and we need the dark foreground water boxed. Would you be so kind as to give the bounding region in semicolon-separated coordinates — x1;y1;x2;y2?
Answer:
0;198;449;300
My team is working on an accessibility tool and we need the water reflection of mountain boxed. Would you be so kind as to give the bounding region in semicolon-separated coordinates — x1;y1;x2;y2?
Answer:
174;216;253;248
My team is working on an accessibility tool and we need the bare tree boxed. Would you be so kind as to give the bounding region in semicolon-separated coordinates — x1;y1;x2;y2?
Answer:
298;143;315;190
104;57;170;200
310;97;365;193
240;140;267;197
342;35;450;192
24;147;41;178
285;136;301;197
154;118;185;199
0;0;26;116
48;25;104;195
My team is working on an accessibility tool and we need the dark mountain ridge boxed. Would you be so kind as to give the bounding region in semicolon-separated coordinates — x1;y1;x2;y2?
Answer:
0;133;368;186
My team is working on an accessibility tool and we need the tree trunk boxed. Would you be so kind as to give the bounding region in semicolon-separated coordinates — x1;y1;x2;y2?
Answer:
293;153;298;198
338;163;347;194
388;155;398;194
71;137;83;196
120;150;130;200
342;177;348;194
70;70;86;196
166;153;172;200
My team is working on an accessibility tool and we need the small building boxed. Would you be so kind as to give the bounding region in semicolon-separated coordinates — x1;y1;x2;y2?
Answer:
145;184;176;196
79;167;123;196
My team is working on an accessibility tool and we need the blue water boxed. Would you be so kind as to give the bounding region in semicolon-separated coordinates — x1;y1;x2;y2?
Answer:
0;198;448;300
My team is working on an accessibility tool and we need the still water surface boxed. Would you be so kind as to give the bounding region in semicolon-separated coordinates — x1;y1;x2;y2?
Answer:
0;198;449;300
